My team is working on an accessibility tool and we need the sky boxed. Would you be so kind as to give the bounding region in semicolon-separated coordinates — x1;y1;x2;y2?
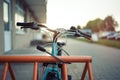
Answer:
47;0;120;30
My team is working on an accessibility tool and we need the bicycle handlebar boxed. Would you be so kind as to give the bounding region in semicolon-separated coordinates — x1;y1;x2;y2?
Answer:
16;22;91;40
69;26;91;40
17;22;49;30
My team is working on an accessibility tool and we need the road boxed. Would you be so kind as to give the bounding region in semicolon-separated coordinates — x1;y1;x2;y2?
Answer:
0;39;120;80
65;39;120;80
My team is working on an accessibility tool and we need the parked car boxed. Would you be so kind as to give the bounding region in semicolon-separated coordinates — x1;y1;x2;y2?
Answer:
100;31;120;40
107;32;116;40
115;33;120;40
106;32;120;40
100;31;115;39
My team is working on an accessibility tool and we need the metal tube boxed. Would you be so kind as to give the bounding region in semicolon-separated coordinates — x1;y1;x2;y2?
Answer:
8;63;16;80
81;63;88;80
0;56;92;63
62;64;68;80
1;62;8;80
33;62;38;80
88;62;94;80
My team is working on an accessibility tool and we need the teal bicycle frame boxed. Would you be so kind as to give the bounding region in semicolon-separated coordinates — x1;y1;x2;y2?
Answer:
42;42;62;80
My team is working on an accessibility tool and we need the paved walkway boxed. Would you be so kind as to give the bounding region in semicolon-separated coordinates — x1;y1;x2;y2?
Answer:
0;39;120;80
66;39;120;80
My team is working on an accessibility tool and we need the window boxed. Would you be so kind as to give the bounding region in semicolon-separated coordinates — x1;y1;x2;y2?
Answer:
3;1;9;31
15;0;26;34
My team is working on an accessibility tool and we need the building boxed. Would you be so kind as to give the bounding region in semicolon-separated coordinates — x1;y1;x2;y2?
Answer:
0;0;47;54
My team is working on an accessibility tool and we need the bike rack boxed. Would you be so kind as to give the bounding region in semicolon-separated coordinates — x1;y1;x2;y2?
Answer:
0;56;93;80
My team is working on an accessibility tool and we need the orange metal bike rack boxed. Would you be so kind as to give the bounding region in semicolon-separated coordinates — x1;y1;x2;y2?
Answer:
0;56;94;80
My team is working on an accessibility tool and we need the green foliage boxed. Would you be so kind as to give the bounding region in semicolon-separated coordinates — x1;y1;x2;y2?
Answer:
84;18;103;32
77;25;81;29
75;38;120;49
84;16;118;32
97;39;120;49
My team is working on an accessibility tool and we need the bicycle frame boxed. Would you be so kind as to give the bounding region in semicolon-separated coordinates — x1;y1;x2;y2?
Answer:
41;32;63;80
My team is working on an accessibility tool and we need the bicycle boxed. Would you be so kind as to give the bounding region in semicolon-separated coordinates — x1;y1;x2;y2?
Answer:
17;22;91;80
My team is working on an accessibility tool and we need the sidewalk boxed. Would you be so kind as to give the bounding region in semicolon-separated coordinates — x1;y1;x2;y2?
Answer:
4;47;46;56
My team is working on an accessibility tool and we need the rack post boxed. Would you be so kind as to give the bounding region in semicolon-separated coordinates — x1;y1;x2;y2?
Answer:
33;62;38;80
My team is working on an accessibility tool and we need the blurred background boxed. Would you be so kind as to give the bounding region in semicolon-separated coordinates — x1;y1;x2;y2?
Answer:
0;0;120;80
0;0;120;53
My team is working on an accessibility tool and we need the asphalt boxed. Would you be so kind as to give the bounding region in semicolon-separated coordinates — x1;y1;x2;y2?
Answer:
0;39;120;80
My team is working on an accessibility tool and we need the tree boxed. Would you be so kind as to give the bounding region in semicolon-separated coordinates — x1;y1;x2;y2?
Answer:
103;16;118;31
77;25;81;29
84;18;103;32
84;16;118;32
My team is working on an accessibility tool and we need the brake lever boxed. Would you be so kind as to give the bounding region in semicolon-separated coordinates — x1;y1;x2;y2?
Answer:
37;45;70;64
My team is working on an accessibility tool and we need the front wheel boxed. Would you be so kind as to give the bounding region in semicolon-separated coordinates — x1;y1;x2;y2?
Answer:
46;72;60;80
68;75;72;80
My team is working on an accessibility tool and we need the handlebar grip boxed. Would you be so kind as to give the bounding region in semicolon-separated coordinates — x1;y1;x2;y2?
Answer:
37;45;46;52
69;26;91;40
17;22;35;26
17;22;39;30
78;30;91;38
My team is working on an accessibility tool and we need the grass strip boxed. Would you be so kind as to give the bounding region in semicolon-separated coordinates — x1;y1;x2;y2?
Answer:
74;38;120;49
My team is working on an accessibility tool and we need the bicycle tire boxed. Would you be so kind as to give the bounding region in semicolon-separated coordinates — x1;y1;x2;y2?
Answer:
46;72;60;80
68;75;72;80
